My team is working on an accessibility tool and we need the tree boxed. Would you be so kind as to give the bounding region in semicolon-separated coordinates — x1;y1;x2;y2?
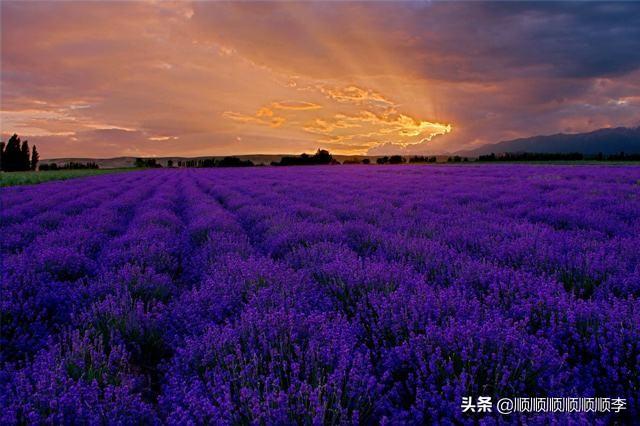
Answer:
31;145;39;170
216;156;254;167
134;158;161;168
167;159;174;167
0;141;5;170
21;140;30;170
40;163;58;171
274;149;334;166
3;134;23;171
389;155;405;164
313;149;332;164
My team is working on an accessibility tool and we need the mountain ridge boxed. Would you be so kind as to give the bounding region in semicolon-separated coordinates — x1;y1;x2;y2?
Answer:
456;126;640;156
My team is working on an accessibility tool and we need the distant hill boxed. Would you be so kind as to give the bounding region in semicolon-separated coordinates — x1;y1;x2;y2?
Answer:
39;154;386;169
39;157;136;169
456;126;640;157
39;127;640;167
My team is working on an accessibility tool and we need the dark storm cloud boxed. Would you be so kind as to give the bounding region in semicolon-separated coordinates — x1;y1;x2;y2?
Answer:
467;2;640;79
384;1;640;82
190;1;640;82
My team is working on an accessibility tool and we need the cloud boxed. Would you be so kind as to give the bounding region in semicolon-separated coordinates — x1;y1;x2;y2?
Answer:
222;111;286;128
303;116;362;134
2;1;640;156
223;89;451;151
317;86;395;107
148;136;179;141
303;110;451;145
190;2;640;81
270;101;322;111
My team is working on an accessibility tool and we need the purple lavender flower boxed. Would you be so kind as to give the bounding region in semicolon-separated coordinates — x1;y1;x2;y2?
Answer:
1;165;639;423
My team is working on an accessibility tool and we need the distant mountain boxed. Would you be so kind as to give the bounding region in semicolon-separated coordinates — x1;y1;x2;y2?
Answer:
456;126;640;156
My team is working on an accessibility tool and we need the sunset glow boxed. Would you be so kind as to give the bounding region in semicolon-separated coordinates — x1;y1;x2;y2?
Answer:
1;1;639;158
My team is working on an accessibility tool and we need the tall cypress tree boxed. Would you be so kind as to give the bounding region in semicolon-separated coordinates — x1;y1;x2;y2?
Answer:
0;141;5;171
31;145;40;171
21;140;30;171
4;134;21;171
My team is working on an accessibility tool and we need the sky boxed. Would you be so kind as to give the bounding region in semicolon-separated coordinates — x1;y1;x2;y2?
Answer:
1;1;640;159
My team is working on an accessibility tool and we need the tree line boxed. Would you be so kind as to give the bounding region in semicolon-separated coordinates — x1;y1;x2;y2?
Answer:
136;151;640;167
136;157;256;168
375;155;438;164
179;157;255;168
133;152;467;167
271;149;336;166
6;130;639;173
477;152;640;162
40;162;99;171
343;155;437;165
0;134;39;171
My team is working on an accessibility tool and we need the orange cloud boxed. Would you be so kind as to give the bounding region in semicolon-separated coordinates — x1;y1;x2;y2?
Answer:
318;85;395;107
270;100;322;111
223;111;286;128
302;109;451;147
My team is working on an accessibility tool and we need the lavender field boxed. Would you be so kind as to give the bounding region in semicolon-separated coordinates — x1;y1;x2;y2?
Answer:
1;165;639;424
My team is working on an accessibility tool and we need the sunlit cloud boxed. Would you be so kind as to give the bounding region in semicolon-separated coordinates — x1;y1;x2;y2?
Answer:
317;85;395;107
303;116;363;134
302;109;451;147
148;136;179;141
223;111;286;128
85;124;139;132
270;101;322;111
220;77;452;153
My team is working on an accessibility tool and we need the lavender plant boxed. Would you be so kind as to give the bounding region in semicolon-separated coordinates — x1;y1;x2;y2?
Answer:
1;165;639;423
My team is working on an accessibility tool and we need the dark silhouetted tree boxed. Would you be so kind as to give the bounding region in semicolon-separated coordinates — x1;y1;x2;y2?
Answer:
389;155;405;164
62;161;99;169
314;149;332;164
39;163;58;171
41;161;98;170
20;140;30;170
408;155;436;163
3;134;25;171
135;158;161;168
216;156;254;167
274;149;334;166
0;141;5;170
31;145;39;170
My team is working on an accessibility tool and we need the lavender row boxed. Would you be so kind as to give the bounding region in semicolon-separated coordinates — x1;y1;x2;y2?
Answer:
1;165;639;424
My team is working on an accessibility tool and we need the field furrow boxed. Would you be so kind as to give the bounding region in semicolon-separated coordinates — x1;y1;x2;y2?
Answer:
1;165;639;424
